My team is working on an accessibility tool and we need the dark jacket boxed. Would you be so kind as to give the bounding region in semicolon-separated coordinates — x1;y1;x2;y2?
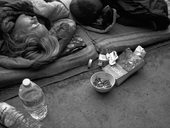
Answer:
101;0;170;30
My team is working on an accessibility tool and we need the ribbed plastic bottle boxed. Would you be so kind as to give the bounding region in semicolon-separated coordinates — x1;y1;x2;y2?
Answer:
0;102;42;128
19;78;47;121
98;48;109;68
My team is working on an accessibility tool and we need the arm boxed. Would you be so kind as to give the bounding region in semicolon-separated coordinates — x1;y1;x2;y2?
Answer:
30;19;77;69
49;18;76;52
49;19;87;57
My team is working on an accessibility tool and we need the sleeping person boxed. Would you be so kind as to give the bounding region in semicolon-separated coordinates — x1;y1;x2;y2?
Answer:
0;0;85;69
70;0;117;33
70;0;170;31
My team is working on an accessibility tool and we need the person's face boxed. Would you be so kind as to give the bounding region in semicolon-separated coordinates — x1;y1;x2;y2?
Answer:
13;14;48;38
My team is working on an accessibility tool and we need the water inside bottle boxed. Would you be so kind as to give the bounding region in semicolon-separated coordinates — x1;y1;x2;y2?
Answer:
28;103;47;121
20;89;48;120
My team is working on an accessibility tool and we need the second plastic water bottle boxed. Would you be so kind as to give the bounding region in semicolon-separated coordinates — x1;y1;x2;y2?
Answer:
0;102;42;128
19;78;47;120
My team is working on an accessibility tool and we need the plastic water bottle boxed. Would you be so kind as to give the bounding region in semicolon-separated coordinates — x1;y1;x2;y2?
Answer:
19;78;47;120
0;102;42;128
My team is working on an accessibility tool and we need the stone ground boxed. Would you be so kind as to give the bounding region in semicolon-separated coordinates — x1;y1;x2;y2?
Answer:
1;42;170;128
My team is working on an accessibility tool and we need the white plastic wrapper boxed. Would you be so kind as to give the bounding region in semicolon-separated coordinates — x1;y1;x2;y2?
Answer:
106;51;118;65
134;46;146;58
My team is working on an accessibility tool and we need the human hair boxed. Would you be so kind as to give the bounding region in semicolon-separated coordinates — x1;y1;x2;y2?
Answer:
1;32;60;68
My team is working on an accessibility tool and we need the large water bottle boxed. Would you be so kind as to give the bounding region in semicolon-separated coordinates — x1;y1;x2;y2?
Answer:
19;78;47;120
0;102;42;128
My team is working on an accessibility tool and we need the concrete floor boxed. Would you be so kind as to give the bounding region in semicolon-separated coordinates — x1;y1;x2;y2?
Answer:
1;43;170;128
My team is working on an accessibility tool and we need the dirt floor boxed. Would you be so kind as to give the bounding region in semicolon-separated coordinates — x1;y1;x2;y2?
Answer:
2;42;170;128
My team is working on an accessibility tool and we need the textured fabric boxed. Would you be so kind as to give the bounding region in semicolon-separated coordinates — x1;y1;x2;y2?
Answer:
0;0;35;34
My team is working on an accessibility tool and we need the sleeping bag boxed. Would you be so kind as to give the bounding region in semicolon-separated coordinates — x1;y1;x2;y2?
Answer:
101;0;170;30
0;0;86;69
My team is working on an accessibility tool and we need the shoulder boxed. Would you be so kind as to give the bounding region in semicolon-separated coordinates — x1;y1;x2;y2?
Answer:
27;0;69;21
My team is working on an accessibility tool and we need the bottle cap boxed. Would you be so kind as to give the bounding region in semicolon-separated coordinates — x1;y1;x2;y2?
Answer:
22;78;31;87
88;59;93;68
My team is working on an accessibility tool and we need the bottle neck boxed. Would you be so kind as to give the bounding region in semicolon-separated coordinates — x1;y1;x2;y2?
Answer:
23;83;31;88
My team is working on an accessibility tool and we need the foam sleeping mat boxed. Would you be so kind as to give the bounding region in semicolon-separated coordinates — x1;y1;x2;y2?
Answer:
84;23;170;52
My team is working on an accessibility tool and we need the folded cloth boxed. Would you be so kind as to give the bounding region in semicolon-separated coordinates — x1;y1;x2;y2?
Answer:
61;35;87;57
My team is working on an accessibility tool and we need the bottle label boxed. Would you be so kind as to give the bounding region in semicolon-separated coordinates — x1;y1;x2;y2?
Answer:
4;110;16;127
20;89;44;107
99;54;107;61
0;103;12;120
